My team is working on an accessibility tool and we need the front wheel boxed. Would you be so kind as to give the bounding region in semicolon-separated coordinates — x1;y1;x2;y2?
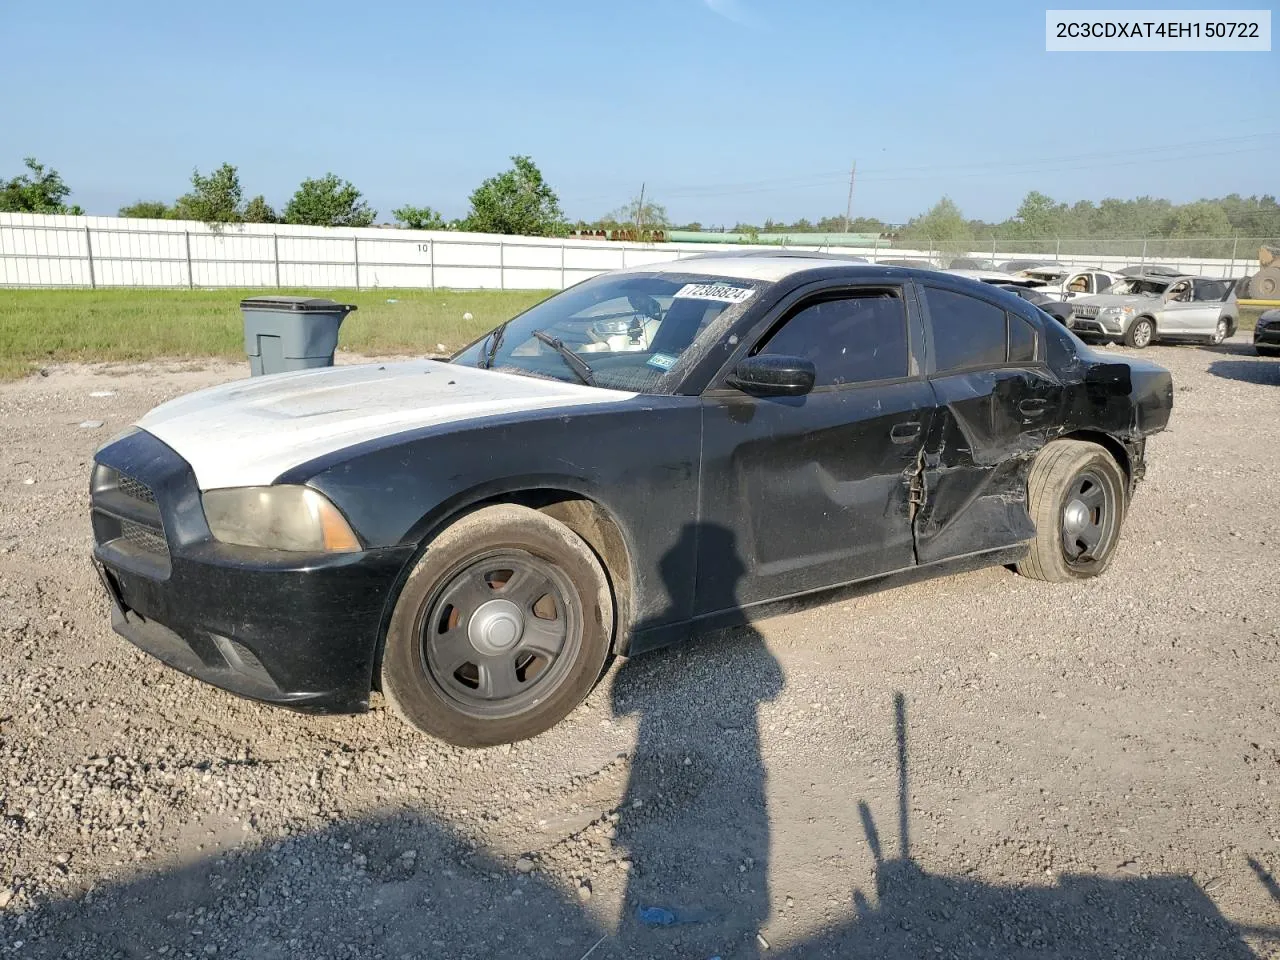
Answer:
381;504;614;747
1256;345;1280;358
1124;317;1155;349
1016;440;1127;583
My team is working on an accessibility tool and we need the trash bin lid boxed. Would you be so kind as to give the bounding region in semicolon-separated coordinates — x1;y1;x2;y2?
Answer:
239;296;357;313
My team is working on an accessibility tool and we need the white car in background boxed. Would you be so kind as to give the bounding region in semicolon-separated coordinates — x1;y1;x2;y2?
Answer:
1020;265;1121;300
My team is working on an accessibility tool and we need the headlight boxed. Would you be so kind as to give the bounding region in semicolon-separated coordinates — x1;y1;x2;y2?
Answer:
201;486;361;553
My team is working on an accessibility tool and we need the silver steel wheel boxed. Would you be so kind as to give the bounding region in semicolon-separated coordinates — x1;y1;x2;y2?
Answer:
1059;469;1120;568
420;550;581;719
1211;318;1228;344
1131;319;1153;348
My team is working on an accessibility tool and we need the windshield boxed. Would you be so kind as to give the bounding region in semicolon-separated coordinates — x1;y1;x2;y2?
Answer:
1108;277;1170;297
452;272;764;393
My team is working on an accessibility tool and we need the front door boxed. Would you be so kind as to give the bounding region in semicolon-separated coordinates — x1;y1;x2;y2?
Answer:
697;284;933;611
914;283;1064;564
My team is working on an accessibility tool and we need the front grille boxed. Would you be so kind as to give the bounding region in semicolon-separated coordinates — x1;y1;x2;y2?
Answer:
118;475;156;504
91;464;172;576
119;518;168;555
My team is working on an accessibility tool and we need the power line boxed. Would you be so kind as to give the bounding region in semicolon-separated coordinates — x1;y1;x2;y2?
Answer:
562;131;1279;204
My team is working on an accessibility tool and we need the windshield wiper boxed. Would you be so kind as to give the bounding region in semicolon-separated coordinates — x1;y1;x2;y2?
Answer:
531;330;596;386
479;321;510;369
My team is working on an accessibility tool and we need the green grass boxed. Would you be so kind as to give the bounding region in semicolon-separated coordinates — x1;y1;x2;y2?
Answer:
0;288;551;380
0;289;1270;382
1238;306;1265;335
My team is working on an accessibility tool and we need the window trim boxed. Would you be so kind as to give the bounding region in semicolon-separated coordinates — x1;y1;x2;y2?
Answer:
919;282;1049;377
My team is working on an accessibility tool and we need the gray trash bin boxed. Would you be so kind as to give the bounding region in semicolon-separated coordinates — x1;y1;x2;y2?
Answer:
239;296;357;376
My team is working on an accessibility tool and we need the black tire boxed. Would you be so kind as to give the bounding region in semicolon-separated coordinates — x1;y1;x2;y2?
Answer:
1257;345;1280;358
381;504;614;747
1124;317;1155;349
1016;439;1127;583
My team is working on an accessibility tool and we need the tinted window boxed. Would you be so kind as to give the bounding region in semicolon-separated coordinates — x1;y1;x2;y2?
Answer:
760;291;909;386
1192;279;1230;301
924;287;1007;372
1008;313;1038;363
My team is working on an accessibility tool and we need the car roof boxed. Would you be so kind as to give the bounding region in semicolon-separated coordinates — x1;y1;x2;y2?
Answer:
622;254;895;282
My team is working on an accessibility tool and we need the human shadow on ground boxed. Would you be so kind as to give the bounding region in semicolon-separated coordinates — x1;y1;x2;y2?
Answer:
1207;358;1280;385
608;523;782;959
2;526;1272;958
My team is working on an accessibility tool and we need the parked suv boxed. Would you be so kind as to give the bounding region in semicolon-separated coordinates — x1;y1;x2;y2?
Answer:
1069;275;1237;348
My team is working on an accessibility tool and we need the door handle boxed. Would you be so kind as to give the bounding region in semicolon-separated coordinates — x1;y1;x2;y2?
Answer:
889;421;922;443
1018;398;1049;416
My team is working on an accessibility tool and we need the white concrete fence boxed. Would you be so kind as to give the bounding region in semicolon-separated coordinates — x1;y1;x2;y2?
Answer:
0;212;1258;290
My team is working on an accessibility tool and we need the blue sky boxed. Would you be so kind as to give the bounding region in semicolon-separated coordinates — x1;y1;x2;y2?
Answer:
2;0;1275;225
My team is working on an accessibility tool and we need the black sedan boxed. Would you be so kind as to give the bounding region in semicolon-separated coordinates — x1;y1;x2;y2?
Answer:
90;257;1173;746
1255;309;1280;357
998;284;1075;327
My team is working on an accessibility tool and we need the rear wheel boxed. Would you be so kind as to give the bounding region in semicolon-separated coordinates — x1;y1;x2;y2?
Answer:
381;504;614;747
1257;345;1280;358
1124;317;1155;349
1016;440;1127;583
1210;318;1229;345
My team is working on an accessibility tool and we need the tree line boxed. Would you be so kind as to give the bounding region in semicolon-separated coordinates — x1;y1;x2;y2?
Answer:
3;155;1277;245
0;155;568;236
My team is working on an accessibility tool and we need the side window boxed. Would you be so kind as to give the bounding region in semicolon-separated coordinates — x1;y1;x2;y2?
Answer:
923;287;1007;372
1008;313;1038;363
758;290;909;386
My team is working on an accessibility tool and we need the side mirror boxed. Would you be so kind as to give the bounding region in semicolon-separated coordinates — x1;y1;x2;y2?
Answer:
1085;362;1132;398
725;354;816;397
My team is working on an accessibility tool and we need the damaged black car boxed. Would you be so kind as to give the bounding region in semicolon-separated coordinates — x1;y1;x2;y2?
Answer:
90;256;1173;746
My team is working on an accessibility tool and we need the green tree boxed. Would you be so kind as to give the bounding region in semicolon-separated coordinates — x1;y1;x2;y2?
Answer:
1012;190;1067;237
603;196;670;230
1161;200;1232;238
173;163;244;224
118;200;171;219
900;196;972;242
283;174;375;227
392;204;446;229
243;195;278;224
1;157;83;214
464;155;566;236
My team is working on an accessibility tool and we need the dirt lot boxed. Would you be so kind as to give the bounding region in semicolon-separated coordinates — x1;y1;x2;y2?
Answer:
1;342;1278;959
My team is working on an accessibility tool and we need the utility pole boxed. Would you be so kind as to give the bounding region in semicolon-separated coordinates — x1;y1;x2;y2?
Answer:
843;160;856;232
637;182;646;236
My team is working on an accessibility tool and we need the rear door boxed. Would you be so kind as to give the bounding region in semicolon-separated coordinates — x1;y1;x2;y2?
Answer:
1188;279;1233;334
914;283;1062;564
696;281;934;610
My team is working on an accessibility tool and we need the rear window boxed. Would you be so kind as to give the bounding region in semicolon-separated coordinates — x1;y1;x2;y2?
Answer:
924;287;1007;371
1192;279;1231;301
925;287;1040;372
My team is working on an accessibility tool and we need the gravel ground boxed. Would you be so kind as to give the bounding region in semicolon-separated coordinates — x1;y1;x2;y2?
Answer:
1;343;1278;959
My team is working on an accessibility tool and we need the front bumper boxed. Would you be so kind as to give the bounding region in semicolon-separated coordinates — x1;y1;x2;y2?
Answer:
1255;321;1280;349
92;430;415;714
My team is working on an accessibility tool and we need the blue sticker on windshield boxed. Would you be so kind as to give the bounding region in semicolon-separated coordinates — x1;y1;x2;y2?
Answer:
647;352;678;371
